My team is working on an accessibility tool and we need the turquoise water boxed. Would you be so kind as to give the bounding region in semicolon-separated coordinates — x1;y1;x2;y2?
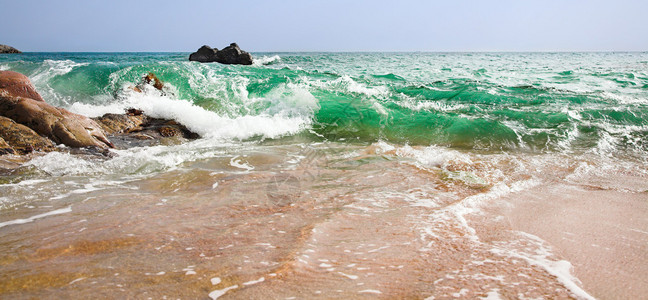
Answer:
2;52;647;157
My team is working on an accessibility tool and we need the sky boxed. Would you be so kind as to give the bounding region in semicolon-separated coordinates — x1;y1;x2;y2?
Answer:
1;0;647;52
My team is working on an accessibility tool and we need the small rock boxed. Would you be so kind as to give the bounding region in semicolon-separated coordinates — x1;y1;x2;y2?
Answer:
136;72;164;91
159;126;180;137
126;108;144;116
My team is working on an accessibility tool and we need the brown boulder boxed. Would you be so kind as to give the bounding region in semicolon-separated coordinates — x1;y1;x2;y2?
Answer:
0;71;44;101
93;110;200;149
92;112;148;135
0;70;113;150
0;116;56;154
0;95;113;149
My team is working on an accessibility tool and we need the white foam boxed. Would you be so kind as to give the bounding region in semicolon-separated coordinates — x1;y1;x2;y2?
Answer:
25;152;98;176
358;289;382;294
338;272;358;280
480;289;502;300
68;277;86;285
69;85;315;141
208;285;238;300
210;277;221;285
31;60;88;83
230;156;254;171
24;140;232;176
242;277;264;286
491;232;596;300
397;97;468;112
253;55;281;66
0;206;72;228
395;144;473;169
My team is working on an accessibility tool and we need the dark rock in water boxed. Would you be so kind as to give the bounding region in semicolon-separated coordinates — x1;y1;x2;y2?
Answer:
216;43;253;65
0;71;45;101
188;45;218;63
0;116;56;154
189;43;253;65
0;45;21;54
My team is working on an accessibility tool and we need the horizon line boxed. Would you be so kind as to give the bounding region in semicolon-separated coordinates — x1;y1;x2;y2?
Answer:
6;50;648;54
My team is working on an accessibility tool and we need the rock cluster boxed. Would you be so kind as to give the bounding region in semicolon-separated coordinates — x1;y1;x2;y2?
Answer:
189;43;253;65
0;44;21;54
93;109;199;149
0;71;200;159
1;71;112;152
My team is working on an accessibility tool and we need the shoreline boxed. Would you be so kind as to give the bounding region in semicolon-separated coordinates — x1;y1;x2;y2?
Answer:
500;183;648;299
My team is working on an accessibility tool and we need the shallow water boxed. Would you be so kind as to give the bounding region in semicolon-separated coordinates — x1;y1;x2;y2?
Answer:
1;52;647;298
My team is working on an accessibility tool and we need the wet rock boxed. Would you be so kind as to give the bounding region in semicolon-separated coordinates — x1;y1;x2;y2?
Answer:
0;44;21;54
133;72;164;93
0;71;114;150
0;116;56;154
92;113;148;135
0;137;15;155
142;72;164;91
0;94;113;149
158;126;180;137
188;45;218;63
94;110;200;149
0;71;44;101
189;43;253;65
126;108;144;116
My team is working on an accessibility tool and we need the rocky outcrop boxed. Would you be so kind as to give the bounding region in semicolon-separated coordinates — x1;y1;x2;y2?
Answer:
93;109;148;135
93;109;200;149
0;71;44;101
0;45;21;54
0;116;55;154
0;94;113;149
0;70;200;160
0;71;113;150
189;43;253;65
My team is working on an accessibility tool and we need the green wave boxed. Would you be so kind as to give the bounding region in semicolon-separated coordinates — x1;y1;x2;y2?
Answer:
1;52;647;155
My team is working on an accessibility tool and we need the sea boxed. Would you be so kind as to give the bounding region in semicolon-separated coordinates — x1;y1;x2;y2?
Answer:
0;52;647;299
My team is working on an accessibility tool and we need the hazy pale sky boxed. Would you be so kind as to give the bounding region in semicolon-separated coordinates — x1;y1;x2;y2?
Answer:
1;0;647;52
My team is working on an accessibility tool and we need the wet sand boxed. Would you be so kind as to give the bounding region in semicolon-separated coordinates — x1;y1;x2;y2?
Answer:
501;183;648;300
1;144;646;299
